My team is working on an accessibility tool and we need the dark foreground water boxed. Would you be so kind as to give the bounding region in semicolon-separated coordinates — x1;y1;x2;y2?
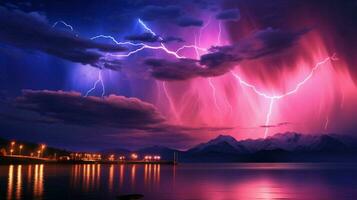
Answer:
1;163;357;200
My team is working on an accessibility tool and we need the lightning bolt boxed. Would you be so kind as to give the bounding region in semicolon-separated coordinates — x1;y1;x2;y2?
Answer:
52;20;106;97
52;19;338;138
264;99;275;138
208;78;220;112
231;54;338;138
84;70;105;97
162;82;180;123
90;35;145;46
52;20;74;31
324;116;329;130
217;21;222;45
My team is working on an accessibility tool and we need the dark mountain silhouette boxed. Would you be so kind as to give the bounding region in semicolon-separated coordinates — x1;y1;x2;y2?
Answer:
100;132;357;162
182;132;357;162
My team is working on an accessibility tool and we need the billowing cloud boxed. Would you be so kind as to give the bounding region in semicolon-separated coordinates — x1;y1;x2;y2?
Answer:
145;58;235;81
124;32;161;43
144;28;306;81
161;36;185;43
207;27;308;62
236;27;309;59
216;9;240;21
124;33;184;43
0;6;127;69
14;90;165;129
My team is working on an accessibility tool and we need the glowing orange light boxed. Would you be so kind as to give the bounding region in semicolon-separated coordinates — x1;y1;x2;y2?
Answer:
131;153;138;160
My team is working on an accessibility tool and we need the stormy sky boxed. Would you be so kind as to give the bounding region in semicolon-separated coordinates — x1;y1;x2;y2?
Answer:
0;0;357;151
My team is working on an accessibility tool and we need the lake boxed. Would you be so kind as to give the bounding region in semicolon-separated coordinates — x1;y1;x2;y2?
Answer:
1;163;357;200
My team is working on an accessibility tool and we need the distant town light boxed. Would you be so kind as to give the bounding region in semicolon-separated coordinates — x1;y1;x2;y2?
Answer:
131;153;138;160
19;145;23;155
109;154;115;161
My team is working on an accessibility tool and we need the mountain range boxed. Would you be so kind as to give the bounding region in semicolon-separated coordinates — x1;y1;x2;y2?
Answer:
104;132;357;162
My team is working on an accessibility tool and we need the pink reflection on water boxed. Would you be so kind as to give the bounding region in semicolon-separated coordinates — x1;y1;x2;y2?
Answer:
7;165;13;200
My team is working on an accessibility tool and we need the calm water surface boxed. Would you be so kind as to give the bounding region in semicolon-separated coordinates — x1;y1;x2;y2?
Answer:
1;163;357;200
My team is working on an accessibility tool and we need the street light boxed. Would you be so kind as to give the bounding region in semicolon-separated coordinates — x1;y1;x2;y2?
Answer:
40;144;46;158
37;150;41;158
10;141;15;155
19;145;23;155
131;153;138;160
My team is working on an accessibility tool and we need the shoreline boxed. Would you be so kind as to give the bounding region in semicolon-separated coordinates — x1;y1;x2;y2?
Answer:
0;155;177;165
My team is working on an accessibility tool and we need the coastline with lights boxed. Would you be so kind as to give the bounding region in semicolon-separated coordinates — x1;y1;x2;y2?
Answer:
0;139;177;165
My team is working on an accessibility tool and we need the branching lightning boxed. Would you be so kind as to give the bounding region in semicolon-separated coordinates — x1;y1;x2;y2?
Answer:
52;20;74;31
264;99;275;138
162;82;180;123
208;78;220;112
84;70;105;97
231;54;338;137
52;18;339;138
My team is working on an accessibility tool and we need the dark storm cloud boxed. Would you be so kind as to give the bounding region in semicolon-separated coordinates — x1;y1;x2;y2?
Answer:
0;7;127;69
146;59;202;81
176;16;203;27
4;89;233;150
237;28;309;59
145;58;235;81
14;90;165;129
124;33;161;43
161;36;185;43
201;28;307;67
13;90;233;131
144;28;306;81
140;5;182;21
124;33;184;43
216;9;240;21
